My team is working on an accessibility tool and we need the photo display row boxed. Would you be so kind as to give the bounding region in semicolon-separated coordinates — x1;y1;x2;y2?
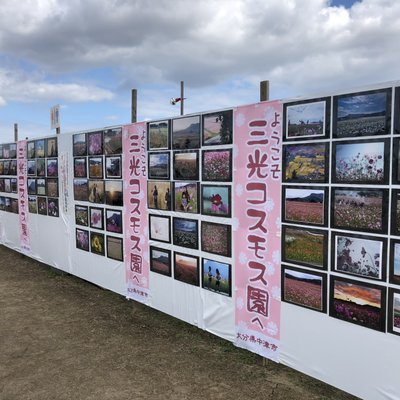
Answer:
73;128;122;156
0;143;17;159
281;85;400;336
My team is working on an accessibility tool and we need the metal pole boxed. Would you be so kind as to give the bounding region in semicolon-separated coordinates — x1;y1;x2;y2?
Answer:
56;127;60;135
180;81;184;116
260;80;270;102
131;89;137;123
14;123;18;142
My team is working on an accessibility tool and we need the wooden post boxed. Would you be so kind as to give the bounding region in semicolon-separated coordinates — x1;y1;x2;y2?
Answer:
180;81;184;116
260;80;270;102
14;123;18;142
131;89;137;123
56;127;60;135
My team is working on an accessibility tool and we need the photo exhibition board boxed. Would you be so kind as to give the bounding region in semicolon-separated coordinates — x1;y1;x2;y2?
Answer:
0;80;400;400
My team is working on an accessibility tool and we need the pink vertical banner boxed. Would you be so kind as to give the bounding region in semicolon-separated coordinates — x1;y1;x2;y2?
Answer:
17;140;31;254
234;101;282;361
122;122;150;304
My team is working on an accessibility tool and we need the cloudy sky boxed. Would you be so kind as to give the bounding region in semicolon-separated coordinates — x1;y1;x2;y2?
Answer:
0;0;399;139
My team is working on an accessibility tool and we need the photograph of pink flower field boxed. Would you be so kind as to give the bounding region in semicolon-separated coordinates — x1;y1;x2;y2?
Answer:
201;221;231;257
202;149;232;182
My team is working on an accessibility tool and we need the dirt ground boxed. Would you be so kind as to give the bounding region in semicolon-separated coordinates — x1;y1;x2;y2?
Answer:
0;245;358;400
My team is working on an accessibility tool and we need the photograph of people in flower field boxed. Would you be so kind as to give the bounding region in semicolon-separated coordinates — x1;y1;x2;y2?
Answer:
390;240;400;285
174;252;199;286
330;277;386;332
73;133;87;156
150;246;171;277
389;290;400;336
89;157;103;179
90;232;105;256
88;131;103;156
332;188;387;233
283;226;326;269
173;217;198;249
202;110;233;146
333;139;388;184
173;182;198;213
282;266;326;312
106;236;123;261
283;186;326;226
103;128;122;155
73;179;88;201
147;181;171;211
201;185;231;218
75;205;88;226
334;233;385;281
201;221;231;257
148;152;170;180
202;149;232;182
76;228;89;251
285;99;327;140
173;151;199;180
172;115;200;149
334;89;390;138
202;259;231;296
148;120;169;150
149;215;170;243
283;143;327;183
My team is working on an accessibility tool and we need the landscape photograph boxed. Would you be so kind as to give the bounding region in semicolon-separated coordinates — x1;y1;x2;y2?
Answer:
73;179;88;201
284;143;327;182
73;133;87;156
46;178;59;197
173;217;198;249
88;131;103;155
174;252;199;286
105;180;123;206
283;187;325;225
106;209;123;233
148;120;169;150
105;156;121;178
390;291;400;335
173;151;199;180
390;241;400;285
27;141;36;159
148;152;170;180
75;205;88;226
335;89;390;137
330;277;386;332
150;246;171;276
282;266;326;312
28;196;37;213
74;157;87;178
89;157;103;179
172;115;200;149
103;128;122;155
36;158;45;176
106;236;123;261
47;158;58;177
202;258;231;296
27;160;36;176
202;110;233;146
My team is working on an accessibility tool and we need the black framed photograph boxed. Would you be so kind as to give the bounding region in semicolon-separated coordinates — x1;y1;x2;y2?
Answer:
2;144;10;159
202;258;232;296
89;206;104;230
282;225;328;270
9;143;16;159
105;155;122;179
4;179;11;193
2;161;10;176
283;97;330;141
73;133;87;156
202;109;233;146
37;196;47;215
10;178;17;193
105;180;123;206
46;158;58;177
148;152;170;180
88;180;105;203
395;87;400;135
202;149;232;182
106;236;123;261
201;221;231;257
332;138;389;184
90;231;105;256
88;131;103;156
173;150;199;180
332;231;387;281
174;252;199;286
150;246;172;277
391;190;400;236
388;288;400;336
103;128;122;155
35;139;45;158
36;158;46;177
36;178;46;196
10;198;19;214
149;214;171;243
173;182;199;213
0;179;4;192
106;209;123;234
333;88;392;138
76;228;89;251
46;137;58;157
201;184;231;218
46;178;59;197
75;205;89;226
282;186;328;227
0;145;2;160
73;179;89;202
0;161;3;175
148;120;170;150
9;160;17;176
27;160;36;176
27;178;36;195
147;181;171;211
283;142;328;183
28;196;37;213
331;187;388;234
172;115;200;149
88;156;103;179
47;198;59;217
389;239;400;285
173;217;199;249
392;138;400;184
74;157;87;178
27;141;36;159
329;276;386;332
281;264;327;313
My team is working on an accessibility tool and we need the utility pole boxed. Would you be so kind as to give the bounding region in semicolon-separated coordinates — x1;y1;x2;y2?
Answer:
14;123;18;142
131;89;137;123
260;80;270;102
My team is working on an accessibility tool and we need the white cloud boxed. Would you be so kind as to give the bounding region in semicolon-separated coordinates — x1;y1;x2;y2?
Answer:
0;96;6;107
